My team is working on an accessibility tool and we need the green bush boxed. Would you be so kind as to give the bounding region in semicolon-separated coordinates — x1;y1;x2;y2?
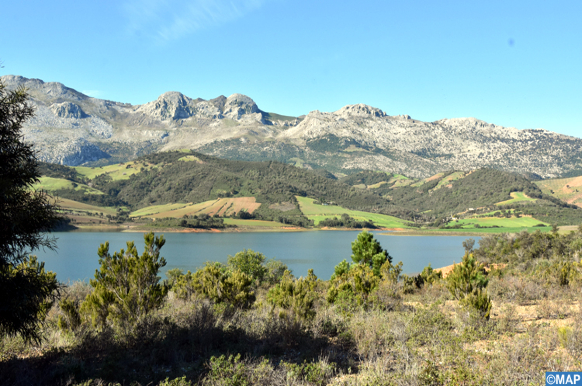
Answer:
281;359;337;385
190;263;255;309
203;354;251;386
80;232;168;328
159;376;192;386
446;253;492;319
57;297;82;332
227;249;268;283
267;270;317;320
536;260;582;287
446;254;488;300
263;258;290;285
327;264;380;309
460;288;492;320
0;255;59;341
420;264;443;285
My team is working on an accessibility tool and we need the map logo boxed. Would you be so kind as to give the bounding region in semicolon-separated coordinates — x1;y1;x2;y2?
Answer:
546;372;582;385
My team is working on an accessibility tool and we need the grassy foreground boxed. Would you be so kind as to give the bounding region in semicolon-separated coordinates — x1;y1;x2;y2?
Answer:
2;229;582;385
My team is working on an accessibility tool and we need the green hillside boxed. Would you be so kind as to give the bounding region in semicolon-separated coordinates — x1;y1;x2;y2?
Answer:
36;151;582;230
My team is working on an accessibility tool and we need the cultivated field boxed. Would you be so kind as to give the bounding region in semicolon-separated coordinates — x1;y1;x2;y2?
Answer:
134;197;262;218
130;203;191;217
456;216;547;228
75;161;143;180
296;197;410;228
33;177;103;195
55;197;117;215
222;218;289;228
495;191;537;206
433;171;466;190
535;176;582;207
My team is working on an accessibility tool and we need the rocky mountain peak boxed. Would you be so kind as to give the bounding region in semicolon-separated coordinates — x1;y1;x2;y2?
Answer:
209;95;227;111
335;104;386;118
137;91;196;121
1;75;87;102
5;74;582;178
223;93;261;119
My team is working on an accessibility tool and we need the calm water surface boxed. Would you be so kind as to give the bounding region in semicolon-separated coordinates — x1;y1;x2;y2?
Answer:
35;231;480;282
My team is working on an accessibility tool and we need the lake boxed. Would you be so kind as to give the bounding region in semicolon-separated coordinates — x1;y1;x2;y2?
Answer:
35;231;480;283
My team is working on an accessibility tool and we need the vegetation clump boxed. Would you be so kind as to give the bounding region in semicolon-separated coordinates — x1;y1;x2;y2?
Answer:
81;232;168;328
4;230;582;385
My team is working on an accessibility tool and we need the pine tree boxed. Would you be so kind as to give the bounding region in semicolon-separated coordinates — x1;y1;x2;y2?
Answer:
350;230;391;276
0;79;61;341
81;232;168;328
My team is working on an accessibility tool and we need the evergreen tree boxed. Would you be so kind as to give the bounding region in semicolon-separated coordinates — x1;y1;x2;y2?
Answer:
350;230;391;276
0;79;60;341
82;232;168;328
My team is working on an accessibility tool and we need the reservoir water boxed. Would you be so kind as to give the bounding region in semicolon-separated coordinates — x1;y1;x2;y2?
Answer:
35;231;480;283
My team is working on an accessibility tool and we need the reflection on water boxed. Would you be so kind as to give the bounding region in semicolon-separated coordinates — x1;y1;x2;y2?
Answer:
37;231;480;282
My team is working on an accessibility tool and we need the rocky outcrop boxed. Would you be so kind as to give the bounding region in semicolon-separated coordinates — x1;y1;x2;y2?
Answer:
137;92;199;120
2;74;581;178
50;102;88;119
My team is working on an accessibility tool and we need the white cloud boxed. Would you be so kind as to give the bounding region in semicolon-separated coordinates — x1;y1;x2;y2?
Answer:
123;0;270;42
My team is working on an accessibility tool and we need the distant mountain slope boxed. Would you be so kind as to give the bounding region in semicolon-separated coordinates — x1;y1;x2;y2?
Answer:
340;169;582;226
5;74;582;178
38;151;582;226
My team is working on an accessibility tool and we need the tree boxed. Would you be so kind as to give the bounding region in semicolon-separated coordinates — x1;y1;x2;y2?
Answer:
350;231;391;276
462;238;475;253
446;253;492;319
0;79;61;341
227;249;268;283
81;232;168;328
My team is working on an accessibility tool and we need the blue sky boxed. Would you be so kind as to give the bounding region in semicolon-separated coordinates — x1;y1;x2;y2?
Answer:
1;0;580;137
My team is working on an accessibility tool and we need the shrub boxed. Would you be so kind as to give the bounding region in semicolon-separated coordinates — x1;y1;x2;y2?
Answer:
193;263;255;309
446;254;488;300
57;297;82;332
420;264;443;285
460;288;492;320
535;260;582;287
227;249;268;283
159;376;192;386
80;232;168;328
267;270;317;320
0;256;59;341
263;258;289;285
281;359;337;385
327;264;380;309
446;253;492;319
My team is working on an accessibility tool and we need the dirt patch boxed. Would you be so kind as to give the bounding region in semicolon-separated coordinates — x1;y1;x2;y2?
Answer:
567;176;582;187
435;263;506;278
425;173;444;182
566;191;582;206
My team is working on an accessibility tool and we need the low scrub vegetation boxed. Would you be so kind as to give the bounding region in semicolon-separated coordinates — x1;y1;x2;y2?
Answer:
2;229;582;385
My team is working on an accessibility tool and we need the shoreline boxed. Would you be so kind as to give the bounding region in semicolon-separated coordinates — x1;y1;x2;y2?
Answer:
58;223;546;236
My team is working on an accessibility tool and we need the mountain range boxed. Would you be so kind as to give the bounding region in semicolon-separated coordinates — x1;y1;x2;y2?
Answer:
3;74;581;178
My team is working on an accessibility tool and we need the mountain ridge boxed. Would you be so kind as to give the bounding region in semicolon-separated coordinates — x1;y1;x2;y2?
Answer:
3;74;581;178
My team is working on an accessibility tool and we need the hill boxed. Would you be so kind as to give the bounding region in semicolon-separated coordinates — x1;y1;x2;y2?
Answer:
535;176;582;208
4;74;582;178
339;169;582;227
37;151;582;229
